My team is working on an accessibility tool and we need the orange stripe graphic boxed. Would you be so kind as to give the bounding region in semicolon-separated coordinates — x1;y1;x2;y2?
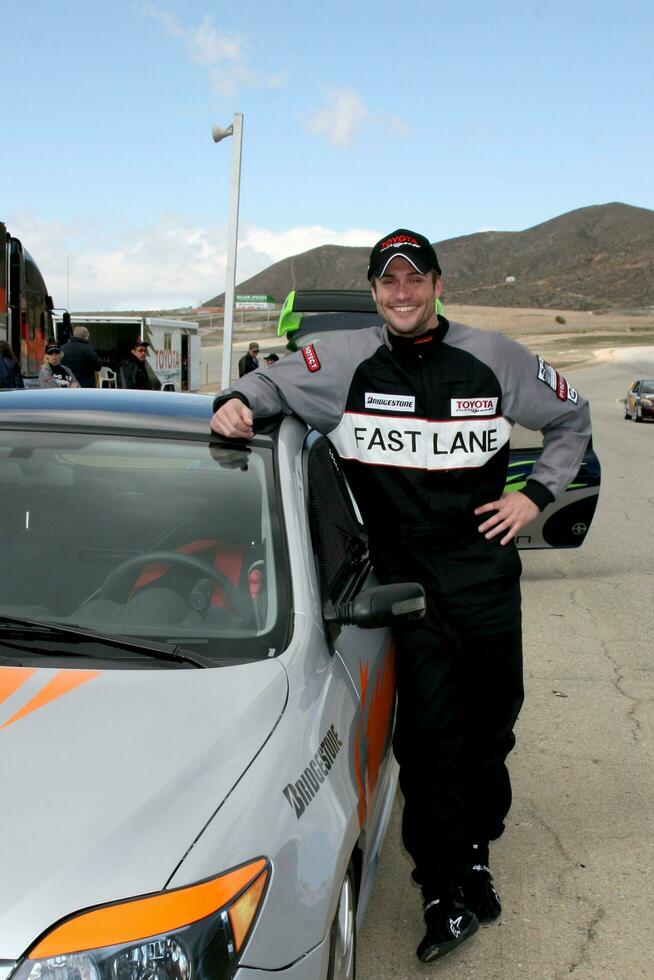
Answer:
0;666;37;705
354;643;397;829
0;669;100;732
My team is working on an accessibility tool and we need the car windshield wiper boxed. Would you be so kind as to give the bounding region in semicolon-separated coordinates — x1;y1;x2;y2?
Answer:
0;615;211;668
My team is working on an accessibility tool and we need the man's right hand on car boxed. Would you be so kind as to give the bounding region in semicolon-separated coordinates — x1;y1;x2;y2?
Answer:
210;397;254;439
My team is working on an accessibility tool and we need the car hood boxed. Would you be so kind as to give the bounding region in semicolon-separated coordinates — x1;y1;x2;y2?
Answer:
0;659;287;958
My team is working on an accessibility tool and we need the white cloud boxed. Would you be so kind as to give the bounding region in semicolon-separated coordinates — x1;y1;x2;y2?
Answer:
141;3;285;100
139;2;184;39
305;88;368;147
241;224;381;264
6;212;381;311
385;115;411;138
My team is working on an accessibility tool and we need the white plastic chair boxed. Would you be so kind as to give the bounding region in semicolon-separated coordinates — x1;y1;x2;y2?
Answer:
99;367;117;389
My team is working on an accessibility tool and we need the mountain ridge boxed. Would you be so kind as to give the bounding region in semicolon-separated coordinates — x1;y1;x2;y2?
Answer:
204;202;654;311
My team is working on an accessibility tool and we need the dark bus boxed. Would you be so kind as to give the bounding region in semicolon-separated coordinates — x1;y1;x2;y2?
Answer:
1;221;55;380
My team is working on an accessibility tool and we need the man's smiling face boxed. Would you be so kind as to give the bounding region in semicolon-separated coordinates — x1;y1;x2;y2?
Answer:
371;256;442;337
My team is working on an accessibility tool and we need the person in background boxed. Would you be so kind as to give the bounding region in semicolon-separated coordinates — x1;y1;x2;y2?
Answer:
238;342;260;377
118;340;161;390
39;344;80;388
263;353;280;366
61;325;103;388
0;342;25;389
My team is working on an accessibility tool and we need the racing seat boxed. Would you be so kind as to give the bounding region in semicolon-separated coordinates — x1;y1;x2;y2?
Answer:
129;538;255;608
126;500;266;626
90;454;269;627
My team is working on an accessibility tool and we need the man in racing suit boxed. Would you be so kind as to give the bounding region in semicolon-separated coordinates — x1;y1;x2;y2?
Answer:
211;229;592;963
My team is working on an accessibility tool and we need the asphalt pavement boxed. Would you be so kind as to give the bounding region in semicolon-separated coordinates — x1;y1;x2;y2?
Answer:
358;351;654;979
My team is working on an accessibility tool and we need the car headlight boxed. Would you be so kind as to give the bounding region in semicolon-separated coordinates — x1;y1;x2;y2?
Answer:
11;859;269;980
641;398;652;406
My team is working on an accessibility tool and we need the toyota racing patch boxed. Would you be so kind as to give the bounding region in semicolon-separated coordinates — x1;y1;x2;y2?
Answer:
537;355;578;403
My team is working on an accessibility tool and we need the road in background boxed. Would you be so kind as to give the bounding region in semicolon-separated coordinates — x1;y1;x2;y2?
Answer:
358;352;654;979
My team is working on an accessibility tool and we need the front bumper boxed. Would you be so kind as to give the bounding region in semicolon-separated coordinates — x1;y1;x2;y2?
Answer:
237;933;330;979
0;937;331;980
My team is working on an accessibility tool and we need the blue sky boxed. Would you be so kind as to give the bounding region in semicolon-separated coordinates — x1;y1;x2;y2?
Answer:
2;0;652;309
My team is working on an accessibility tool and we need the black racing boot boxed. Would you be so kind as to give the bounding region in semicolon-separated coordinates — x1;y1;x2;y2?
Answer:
416;887;479;963
461;842;502;923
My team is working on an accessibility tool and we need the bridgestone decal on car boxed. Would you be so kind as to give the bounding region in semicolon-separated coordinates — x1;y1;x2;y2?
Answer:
282;724;343;819
330;412;512;470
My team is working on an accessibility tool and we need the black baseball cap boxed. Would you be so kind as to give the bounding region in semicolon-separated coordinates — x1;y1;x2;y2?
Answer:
133;340;150;349
45;343;61;354
367;228;441;280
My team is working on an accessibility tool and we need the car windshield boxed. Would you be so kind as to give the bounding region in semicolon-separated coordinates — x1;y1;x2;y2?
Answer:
0;430;289;663
640;381;654;395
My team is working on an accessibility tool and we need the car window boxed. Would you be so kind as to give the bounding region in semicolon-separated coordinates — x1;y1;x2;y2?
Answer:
0;431;290;663
640;381;654;395
306;437;369;604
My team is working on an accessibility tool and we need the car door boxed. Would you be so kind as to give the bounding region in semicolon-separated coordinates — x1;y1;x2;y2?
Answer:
507;439;601;549
305;434;396;835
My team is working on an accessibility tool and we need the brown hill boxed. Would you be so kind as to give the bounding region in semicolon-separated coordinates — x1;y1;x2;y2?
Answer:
204;202;654;311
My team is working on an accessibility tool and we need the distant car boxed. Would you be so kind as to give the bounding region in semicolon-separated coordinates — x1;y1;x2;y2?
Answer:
624;378;654;422
0;388;425;980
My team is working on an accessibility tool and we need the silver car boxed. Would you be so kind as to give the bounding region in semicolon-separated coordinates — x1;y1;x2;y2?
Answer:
0;388;425;980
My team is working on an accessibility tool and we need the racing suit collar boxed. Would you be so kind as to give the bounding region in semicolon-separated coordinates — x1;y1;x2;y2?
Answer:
384;315;450;353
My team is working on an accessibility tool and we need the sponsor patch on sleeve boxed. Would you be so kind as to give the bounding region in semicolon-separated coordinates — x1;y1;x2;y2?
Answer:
302;344;321;373
537;355;578;403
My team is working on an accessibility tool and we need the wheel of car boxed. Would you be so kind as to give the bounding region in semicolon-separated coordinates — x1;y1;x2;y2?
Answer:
326;863;357;980
633;404;641;422
95;551;252;621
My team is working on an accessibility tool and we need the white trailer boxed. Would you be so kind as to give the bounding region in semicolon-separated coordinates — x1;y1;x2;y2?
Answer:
53;315;201;391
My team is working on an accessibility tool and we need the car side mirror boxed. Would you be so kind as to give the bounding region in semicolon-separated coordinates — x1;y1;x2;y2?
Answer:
324;582;425;629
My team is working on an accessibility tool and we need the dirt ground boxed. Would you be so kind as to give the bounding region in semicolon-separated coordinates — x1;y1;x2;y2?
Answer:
443;304;654;369
199;305;654;394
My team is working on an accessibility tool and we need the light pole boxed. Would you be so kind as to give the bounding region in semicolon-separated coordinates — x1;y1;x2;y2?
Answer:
212;113;243;390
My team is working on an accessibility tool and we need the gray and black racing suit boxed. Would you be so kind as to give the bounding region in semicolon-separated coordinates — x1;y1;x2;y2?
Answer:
214;315;592;892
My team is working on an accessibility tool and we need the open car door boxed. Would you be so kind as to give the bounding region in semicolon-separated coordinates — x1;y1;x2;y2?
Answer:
508;443;600;549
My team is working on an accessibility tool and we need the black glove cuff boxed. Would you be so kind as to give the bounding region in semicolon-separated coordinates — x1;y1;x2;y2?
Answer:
212;391;251;413
521;479;555;512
